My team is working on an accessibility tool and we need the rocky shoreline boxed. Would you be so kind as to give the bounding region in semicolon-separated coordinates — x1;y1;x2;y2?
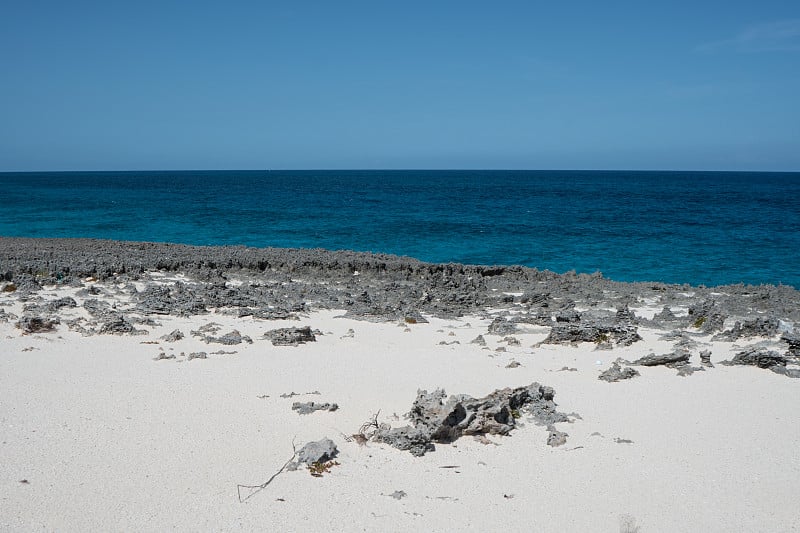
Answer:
2;237;799;321
2;236;799;378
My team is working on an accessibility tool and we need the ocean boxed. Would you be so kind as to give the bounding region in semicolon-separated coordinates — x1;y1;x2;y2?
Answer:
0;170;798;288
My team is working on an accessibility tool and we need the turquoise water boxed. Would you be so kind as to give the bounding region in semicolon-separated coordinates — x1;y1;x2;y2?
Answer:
1;170;798;287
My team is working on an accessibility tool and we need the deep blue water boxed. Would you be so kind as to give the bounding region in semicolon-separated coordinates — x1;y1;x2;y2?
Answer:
1;170;798;288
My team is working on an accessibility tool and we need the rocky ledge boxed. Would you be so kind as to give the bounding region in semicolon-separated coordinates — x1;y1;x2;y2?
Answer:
2;238;800;376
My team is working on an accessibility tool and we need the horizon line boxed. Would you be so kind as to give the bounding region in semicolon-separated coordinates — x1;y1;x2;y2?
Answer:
1;168;799;174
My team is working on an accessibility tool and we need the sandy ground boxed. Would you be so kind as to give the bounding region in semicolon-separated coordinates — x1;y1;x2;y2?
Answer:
1;282;799;532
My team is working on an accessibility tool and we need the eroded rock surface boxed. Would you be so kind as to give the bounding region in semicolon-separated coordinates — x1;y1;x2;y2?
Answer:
16;315;59;334
160;329;184;342
721;347;800;378
264;326;316;346
288;438;339;470
373;383;572;456
542;321;641;347
291;402;339;414
599;361;640;382
1;238;799;354
634;350;691;367
713;317;780;341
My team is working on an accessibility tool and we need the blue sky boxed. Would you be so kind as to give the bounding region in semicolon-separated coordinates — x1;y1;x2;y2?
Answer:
1;1;798;171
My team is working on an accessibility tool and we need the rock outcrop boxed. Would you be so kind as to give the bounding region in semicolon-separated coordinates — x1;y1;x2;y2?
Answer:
373;383;572;456
264;326;316;346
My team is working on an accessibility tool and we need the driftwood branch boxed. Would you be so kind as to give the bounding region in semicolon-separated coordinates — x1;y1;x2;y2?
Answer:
236;438;297;503
358;410;381;437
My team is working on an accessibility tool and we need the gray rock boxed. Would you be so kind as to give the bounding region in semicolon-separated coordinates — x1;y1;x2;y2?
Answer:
160;329;184;342
781;331;800;357
542;322;641;347
207;329;252;345
83;298;112;318
470;334;487;346
598;361;640;382
264;326;316;346
373;382;571;456
554;309;581;323
135;282;208;316
291;402;339;415
699;349;713;367
722;347;787;369
769;365;800;378
546;425;568;447
16;315;59;333
42;296;77;313
634;350;690;367
687;298;716;321
295;438;338;465
75;285;104;297
488;317;518;335
658;330;688;341
686;299;727;332
713;317;780;341
700;313;726;334
519;291;549;306
98;315;141;335
373;426;435;457
615;306;637;323
673;336;699;351
187;351;207;360
652;306;678;323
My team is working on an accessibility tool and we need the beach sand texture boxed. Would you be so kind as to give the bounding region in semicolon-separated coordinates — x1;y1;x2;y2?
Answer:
1;239;799;532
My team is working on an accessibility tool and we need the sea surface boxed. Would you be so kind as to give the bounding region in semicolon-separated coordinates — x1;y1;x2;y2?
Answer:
1;170;798;288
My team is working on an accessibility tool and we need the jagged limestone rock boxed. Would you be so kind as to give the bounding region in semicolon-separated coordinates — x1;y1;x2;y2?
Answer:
264;326;316;346
546;425;568;447
720;347;800;378
211;330;252;345
291;402;339;415
373;383;572;456
292;438;339;468
634;350;690;367
722;347;787;369
542;322;641;347
488;317;518;335
782;331;800;357
470;334;487;346
160;329;184;342
16;315;59;334
713;317;780;341
598;361;640;382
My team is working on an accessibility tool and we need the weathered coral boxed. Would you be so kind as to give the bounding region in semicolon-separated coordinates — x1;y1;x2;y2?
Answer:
373;383;572;456
264;326;315;346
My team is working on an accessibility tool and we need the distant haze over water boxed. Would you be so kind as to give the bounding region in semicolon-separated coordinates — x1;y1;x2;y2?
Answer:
1;170;798;288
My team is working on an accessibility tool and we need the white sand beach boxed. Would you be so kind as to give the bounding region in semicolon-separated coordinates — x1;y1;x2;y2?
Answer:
2;277;799;532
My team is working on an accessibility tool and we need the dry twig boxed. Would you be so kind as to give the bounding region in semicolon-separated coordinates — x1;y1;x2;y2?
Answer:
354;410;381;441
236;438;297;503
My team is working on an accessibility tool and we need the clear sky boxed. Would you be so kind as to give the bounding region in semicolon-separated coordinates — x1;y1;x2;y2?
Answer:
1;1;798;171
